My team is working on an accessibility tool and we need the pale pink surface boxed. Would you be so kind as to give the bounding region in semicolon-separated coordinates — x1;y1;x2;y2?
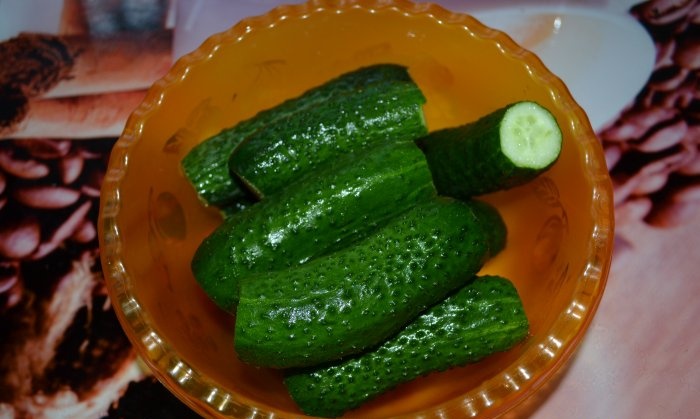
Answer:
536;210;700;418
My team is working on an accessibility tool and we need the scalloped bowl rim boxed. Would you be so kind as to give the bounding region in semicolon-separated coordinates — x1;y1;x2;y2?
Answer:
98;0;614;417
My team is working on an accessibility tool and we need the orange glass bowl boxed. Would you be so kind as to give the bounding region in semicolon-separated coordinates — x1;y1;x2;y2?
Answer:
98;1;614;417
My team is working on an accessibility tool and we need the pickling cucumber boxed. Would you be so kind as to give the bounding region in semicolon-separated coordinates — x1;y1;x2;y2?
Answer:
234;197;506;369
191;141;436;311
284;275;529;418
180;63;422;209
228;67;427;198
416;101;562;198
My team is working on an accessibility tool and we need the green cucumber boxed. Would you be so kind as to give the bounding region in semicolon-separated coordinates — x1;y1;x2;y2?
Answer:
180;63;422;209
228;68;427;198
234;197;506;369
416;101;562;198
284;275;529;418
181;130;254;211
191;141;436;311
181;64;422;212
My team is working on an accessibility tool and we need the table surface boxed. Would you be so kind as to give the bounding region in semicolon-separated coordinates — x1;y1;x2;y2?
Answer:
0;1;698;418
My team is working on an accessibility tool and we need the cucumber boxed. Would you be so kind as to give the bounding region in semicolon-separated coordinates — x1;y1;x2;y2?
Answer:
191;141;436;311
234;197;506;369
180;63;422;209
416;101;562;198
284;275;529;418
228;68;427;198
181;129;255;211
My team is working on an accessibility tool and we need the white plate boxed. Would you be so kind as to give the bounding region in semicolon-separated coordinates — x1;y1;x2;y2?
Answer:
467;4;656;131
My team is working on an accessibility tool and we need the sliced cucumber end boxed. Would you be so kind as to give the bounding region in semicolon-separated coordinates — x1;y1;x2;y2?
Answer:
499;101;562;169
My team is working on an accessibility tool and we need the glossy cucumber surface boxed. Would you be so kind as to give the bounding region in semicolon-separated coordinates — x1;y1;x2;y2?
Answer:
234;197;506;369
229;67;427;198
284;275;529;418
191;141;436;311
181;63;421;209
417;101;562;198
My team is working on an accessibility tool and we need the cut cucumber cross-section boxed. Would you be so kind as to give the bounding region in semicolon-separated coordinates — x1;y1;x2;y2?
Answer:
500;101;562;169
416;101;562;198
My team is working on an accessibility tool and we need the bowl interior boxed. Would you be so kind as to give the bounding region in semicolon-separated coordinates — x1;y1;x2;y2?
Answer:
100;1;613;417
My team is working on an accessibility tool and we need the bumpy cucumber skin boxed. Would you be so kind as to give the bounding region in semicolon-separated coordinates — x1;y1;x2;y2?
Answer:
234;198;506;369
229;71;427;198
180;64;419;209
284;275;529;418
191;142;436;311
181;128;256;210
416;101;561;199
